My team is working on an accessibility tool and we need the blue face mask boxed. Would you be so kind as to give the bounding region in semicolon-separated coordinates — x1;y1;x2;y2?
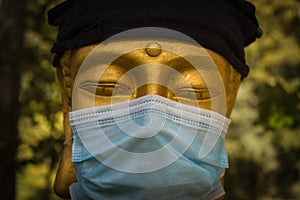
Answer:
69;94;231;200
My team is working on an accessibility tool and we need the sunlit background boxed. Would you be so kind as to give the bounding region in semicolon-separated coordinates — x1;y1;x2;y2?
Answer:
0;0;299;199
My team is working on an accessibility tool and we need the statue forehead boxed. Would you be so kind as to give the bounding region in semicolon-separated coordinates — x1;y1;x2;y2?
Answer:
63;41;232;80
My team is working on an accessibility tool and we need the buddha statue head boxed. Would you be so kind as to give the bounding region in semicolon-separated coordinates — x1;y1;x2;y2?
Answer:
48;1;261;199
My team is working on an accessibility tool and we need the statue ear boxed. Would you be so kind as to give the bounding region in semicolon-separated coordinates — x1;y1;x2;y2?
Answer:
53;45;98;198
54;51;77;199
225;64;241;118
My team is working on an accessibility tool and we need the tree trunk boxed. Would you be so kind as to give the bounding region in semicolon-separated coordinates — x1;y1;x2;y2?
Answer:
0;0;26;199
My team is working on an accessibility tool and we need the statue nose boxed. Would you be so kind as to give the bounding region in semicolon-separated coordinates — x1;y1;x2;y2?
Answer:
132;84;175;100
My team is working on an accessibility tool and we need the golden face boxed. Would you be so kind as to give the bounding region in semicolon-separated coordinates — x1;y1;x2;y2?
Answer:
63;41;240;114
54;41;241;198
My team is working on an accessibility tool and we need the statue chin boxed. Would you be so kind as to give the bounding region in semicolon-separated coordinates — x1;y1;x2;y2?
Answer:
53;42;241;199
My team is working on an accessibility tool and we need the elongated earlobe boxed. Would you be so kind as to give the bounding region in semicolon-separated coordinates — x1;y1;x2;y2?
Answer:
54;51;77;198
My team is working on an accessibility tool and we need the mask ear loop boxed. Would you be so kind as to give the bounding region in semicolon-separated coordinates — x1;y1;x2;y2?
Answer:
64;136;74;145
198;114;226;159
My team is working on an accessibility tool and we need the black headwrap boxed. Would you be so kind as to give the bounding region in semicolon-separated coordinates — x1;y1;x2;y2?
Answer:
47;0;262;78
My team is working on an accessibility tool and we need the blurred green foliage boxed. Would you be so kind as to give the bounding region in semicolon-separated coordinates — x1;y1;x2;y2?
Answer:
15;0;300;199
16;1;63;200
225;0;300;199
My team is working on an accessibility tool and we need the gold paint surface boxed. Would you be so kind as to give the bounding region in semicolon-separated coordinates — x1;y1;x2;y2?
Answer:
54;41;241;198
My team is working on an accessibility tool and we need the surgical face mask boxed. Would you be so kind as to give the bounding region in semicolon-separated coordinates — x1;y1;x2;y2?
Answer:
69;94;231;200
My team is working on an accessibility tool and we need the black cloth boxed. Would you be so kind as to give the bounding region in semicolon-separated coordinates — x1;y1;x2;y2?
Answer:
47;0;262;78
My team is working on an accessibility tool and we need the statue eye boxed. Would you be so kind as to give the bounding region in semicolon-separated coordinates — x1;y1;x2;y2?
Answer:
175;87;219;101
79;82;132;97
